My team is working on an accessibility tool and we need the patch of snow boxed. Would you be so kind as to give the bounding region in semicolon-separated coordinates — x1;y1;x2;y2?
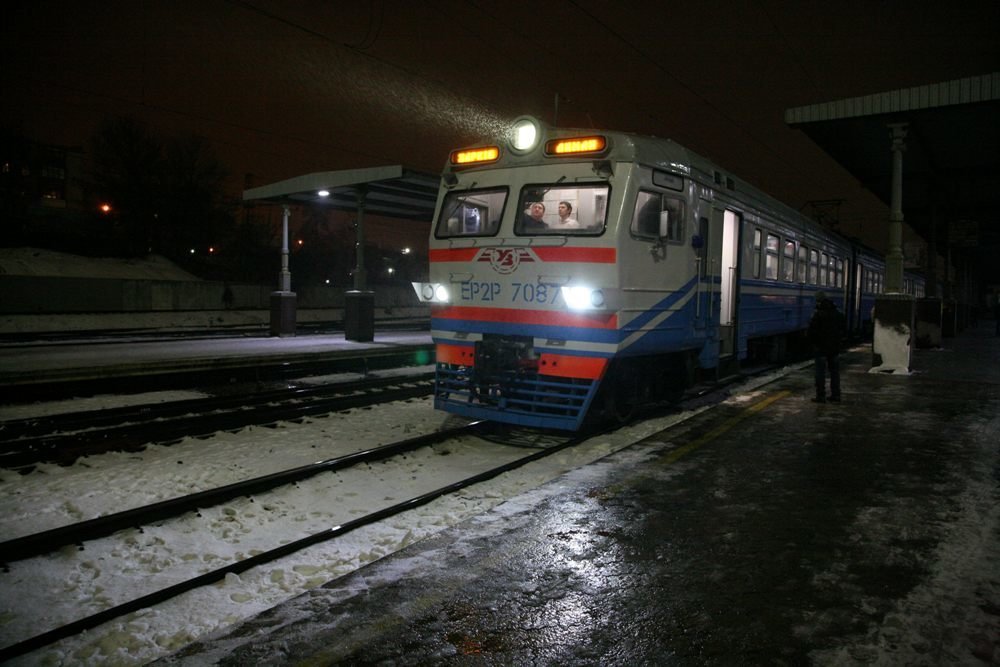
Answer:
0;247;200;281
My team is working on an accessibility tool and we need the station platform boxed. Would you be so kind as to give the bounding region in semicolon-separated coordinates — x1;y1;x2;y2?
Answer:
158;325;1000;665
0;331;434;400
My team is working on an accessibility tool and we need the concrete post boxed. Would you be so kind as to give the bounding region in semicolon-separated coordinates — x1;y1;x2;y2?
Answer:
885;123;907;294
270;204;297;336
871;123;914;372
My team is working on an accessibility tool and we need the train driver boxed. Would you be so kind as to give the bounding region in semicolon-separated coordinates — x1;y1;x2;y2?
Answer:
521;202;548;232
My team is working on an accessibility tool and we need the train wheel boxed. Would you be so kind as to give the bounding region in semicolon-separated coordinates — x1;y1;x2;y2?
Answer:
605;364;640;423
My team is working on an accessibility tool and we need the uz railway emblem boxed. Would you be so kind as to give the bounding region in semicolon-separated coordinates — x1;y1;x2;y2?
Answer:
477;248;536;274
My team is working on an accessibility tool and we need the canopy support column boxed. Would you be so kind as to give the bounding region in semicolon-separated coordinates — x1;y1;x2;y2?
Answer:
345;185;374;341
270;204;297;336
872;123;914;373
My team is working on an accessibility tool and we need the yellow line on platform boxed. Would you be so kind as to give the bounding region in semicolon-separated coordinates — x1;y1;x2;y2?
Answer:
657;390;791;465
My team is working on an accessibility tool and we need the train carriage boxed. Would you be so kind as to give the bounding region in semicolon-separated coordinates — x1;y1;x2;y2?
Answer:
414;117;917;430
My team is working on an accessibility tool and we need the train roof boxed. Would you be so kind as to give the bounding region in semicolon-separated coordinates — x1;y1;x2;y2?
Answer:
548;125;844;248
446;117;863;253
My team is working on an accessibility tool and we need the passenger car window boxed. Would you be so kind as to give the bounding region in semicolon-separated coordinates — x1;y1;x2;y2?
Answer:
765;233;779;280
782;240;795;282
435;188;507;238
752;229;762;279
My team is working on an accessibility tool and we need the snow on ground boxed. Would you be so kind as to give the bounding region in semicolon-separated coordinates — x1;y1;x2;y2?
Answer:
0;366;795;666
0;248;200;281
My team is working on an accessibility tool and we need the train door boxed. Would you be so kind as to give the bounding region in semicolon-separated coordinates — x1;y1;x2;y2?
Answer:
853;263;863;335
710;208;741;358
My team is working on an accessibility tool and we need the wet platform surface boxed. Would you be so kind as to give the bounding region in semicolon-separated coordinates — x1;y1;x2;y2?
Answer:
160;327;1000;665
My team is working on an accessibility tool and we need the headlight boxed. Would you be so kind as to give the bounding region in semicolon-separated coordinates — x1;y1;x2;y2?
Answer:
509;116;541;153
412;282;451;304
561;286;607;311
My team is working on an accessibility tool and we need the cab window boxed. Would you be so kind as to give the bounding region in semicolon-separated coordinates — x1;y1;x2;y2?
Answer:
515;184;609;235
631;191;685;242
435;188;507;238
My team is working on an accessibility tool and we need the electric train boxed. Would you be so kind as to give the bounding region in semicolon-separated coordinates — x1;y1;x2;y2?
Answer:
413;116;923;430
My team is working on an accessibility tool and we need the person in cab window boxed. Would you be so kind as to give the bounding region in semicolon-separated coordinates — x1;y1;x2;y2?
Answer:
521;202;548;232
555;201;580;229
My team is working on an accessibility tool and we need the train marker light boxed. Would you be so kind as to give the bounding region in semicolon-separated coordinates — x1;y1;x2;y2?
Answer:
509;116;541;153
412;282;451;304
545;135;607;156
450;146;500;165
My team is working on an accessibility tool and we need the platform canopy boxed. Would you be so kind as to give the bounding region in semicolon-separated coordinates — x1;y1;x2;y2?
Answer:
785;73;1000;283
243;164;440;221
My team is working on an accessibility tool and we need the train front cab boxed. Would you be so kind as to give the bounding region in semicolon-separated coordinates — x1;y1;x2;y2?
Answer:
416;121;719;430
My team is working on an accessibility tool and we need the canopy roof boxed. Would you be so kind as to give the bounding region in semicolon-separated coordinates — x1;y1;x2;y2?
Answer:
243;165;440;221
786;73;1000;283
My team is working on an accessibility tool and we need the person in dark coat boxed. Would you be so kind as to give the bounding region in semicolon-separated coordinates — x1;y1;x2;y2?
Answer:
807;291;844;403
994;292;1000;336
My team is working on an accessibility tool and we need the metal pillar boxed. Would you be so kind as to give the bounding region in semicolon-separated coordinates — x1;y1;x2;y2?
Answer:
280;204;292;292
270;204;297;336
345;185;374;341
885;123;907;293
353;185;367;291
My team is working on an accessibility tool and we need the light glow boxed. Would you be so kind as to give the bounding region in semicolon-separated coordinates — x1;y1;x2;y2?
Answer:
546;136;607;155
450;146;500;165
413;282;451;304
561;286;605;310
511;118;539;151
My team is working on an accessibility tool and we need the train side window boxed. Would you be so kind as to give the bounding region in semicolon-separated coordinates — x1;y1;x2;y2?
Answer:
631;191;685;242
435;187;508;238
809;249;819;284
765;233;779;280
797;245;808;283
781;239;795;282
820;253;829;285
752;228;762;278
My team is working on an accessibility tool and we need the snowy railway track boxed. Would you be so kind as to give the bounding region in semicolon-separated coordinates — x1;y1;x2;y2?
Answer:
0;423;483;563
0;420;600;663
0;373;435;469
0;359;797;665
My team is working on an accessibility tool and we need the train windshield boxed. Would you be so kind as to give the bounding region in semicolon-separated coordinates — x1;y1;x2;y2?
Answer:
515;184;609;235
435;187;508;237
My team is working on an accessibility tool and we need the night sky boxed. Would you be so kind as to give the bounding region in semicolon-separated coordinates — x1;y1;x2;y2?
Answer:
3;0;998;251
